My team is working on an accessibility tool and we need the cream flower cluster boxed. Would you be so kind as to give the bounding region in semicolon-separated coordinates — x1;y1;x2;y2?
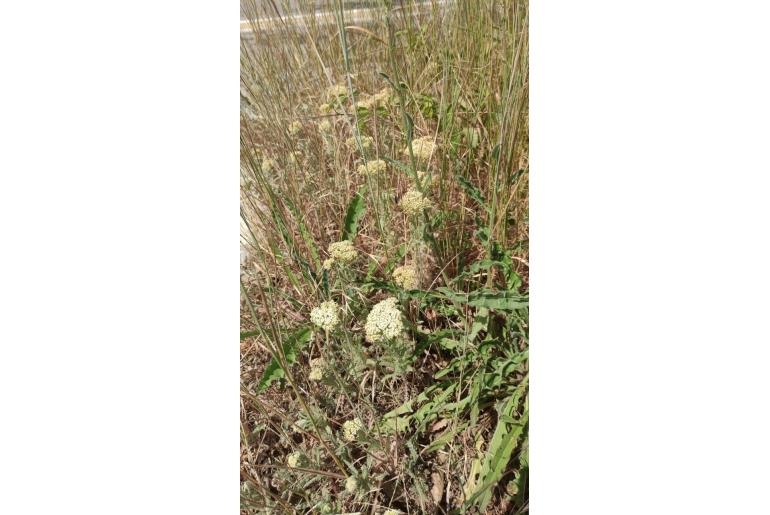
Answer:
356;159;387;176
356;87;392;110
318;119;332;133
318;103;333;115
365;297;404;343
308;357;327;381
288;120;303;136
328;240;357;264
261;158;276;173
392;265;418;290
345;476;359;493
326;84;348;101
399;188;432;216
354;95;374;110
403;135;436;161
417;170;438;188
346;135;374;151
286;451;306;468
310;301;340;332
383;510;401;515
373;87;392;105
322;258;335;270
342;418;365;442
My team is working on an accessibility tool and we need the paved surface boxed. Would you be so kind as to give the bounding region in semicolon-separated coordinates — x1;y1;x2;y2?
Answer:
240;0;442;32
240;1;385;20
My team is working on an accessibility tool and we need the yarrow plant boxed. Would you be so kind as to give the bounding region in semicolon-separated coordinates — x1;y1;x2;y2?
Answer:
355;87;392;110
310;301;340;332
392;265;418;290
261;158;276;173
318;119;332;133
404;135;436;162
240;0;529;510
417;170;438;189
287;451;306;468
326;83;348;101
346;135;373;151
399;188;432;216
308;357;327;381
288;120;303;136
328;240;357;264
364;297;404;343
344;476;359;493
341;417;365;442
287;151;300;165
356;159;387;176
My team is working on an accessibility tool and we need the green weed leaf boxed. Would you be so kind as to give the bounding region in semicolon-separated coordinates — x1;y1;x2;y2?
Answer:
257;327;313;392
341;187;367;240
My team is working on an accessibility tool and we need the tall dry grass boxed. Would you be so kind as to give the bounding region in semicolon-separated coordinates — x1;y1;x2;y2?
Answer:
240;1;528;512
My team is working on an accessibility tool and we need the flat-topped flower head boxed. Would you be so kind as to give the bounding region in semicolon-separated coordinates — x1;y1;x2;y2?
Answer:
326;84;348;101
417;170;439;189
287;451;306;468
288;121;303;136
356;159;387;176
392;265;418;290
383;510;401;515
310;300;340;332
346;135;373;151
328;240;357;264
404;135;436;162
322;257;335;270
373;87;392;106
308;357;327;381
318;119;332;133
357;88;392;110
354;94;375;110
261;158;276;173
342;418;365;442
345;476;359;493
365;297;404;342
287;151;301;166
399;188;432;216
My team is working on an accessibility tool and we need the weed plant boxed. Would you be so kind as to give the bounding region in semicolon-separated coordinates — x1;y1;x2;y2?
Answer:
240;0;528;513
